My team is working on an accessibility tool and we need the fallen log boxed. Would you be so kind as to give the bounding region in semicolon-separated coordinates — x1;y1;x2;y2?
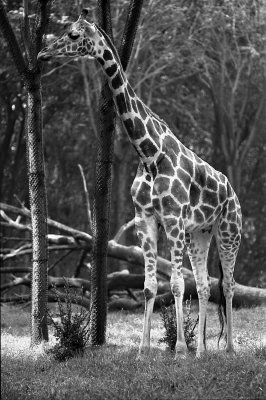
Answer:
2;269;266;309
106;272;266;308
1;293;91;309
1;202;266;308
0;292;141;312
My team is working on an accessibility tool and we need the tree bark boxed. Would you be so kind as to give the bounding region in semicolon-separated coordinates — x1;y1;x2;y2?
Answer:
26;77;49;343
0;0;51;345
90;0;144;346
90;65;116;343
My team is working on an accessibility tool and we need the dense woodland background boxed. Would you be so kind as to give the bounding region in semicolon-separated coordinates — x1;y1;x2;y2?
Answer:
1;0;266;290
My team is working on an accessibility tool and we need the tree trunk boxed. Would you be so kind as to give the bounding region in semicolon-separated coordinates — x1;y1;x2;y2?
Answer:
0;98;17;196
26;77;49;344
89;0;116;345
90;0;144;345
8;112;26;202
90;79;116;345
0;0;51;346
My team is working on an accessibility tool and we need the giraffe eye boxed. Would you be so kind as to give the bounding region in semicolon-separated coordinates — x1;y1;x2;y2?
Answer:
68;32;80;40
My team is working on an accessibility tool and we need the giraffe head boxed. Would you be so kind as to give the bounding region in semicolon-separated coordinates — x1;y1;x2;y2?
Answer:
38;9;102;61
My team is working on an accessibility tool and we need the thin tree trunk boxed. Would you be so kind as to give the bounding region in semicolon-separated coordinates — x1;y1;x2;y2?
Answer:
89;0;116;345
90;80;116;345
8;112;26;202
90;0;145;345
26;77;49;344
0;0;51;345
0;98;17;197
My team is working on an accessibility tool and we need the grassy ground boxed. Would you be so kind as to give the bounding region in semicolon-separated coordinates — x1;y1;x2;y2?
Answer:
1;302;266;400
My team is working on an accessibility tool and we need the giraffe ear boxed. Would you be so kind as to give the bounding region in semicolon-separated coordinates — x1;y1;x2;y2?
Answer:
80;8;89;20
84;22;96;35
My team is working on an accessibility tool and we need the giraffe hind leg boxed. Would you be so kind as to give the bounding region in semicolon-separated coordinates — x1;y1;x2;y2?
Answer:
186;230;212;357
216;253;236;353
215;208;241;353
162;216;187;358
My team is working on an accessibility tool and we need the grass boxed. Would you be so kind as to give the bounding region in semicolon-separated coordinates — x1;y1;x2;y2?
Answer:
1;302;266;400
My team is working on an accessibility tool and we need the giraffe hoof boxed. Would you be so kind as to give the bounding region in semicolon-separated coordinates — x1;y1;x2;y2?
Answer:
195;351;203;359
174;342;188;360
226;346;235;355
174;352;187;360
137;346;150;360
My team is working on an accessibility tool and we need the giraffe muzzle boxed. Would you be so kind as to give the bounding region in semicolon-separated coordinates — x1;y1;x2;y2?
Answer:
37;52;52;61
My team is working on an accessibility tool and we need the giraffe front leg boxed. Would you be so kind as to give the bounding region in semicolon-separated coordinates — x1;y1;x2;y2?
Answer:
135;212;158;358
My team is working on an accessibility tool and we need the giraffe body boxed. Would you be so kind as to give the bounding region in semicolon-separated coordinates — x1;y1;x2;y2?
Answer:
38;10;242;358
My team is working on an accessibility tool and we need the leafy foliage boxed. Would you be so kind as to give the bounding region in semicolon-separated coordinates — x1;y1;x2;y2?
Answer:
47;279;91;362
159;297;198;352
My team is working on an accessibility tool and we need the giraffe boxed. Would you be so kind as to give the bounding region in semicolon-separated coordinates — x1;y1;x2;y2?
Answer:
38;9;242;358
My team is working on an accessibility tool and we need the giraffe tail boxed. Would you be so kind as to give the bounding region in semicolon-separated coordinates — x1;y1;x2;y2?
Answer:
217;260;226;346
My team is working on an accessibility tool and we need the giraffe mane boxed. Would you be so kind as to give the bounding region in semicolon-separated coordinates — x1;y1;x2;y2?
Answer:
94;23;168;130
94;24;123;70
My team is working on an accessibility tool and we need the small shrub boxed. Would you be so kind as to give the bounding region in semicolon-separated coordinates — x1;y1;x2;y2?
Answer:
47;279;91;362
254;342;266;360
159;297;198;352
158;301;177;351
183;297;199;350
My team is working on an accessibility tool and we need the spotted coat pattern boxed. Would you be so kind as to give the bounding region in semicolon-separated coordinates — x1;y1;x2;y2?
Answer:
38;11;242;358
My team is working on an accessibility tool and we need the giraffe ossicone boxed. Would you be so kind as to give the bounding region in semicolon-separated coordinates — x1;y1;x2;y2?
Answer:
38;10;242;359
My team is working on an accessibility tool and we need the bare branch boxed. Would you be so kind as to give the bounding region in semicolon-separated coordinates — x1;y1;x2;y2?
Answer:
133;63;168;90
2;244;79;261
35;0;52;55
48;249;74;273
73;249;90;278
78;164;92;233
0;210;31;232
0;2;27;78
42;59;74;78
1;292;91;309
80;59;98;138
0;266;32;273
22;0;32;63
239;74;266;166
112;218;135;243
0;202;92;242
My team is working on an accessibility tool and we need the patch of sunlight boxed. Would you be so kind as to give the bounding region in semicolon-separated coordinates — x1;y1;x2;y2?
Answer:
261;335;266;346
107;320;139;348
1;332;57;360
107;313;167;352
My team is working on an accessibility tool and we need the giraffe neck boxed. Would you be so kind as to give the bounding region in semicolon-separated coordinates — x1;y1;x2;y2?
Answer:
95;32;164;165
